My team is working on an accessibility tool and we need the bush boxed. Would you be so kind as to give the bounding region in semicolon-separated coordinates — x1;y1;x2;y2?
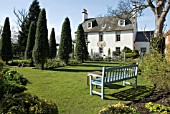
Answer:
145;102;170;113
99;102;137;114
44;59;60;69
8;59;32;67
0;93;58;114
122;46;132;53
0;60;4;71
140;50;170;90
69;59;79;65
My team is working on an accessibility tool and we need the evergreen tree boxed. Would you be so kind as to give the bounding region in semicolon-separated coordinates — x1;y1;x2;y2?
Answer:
0;17;12;64
25;21;36;59
33;8;49;70
75;24;88;63
58;17;72;64
49;28;56;59
17;0;40;52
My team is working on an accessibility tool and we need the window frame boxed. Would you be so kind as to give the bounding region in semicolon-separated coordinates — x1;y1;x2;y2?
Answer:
87;22;92;28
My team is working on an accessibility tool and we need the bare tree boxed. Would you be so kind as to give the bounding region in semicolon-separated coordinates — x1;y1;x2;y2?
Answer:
13;8;28;29
108;0;170;37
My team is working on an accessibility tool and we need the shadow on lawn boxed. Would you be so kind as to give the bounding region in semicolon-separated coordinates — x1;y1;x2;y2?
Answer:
50;68;101;73
107;86;153;101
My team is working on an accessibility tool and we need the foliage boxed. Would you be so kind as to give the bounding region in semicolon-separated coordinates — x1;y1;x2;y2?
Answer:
122;46;132;53
75;24;88;63
49;28;57;59
17;0;40;52
0;93;58;114
25;21;36;59
0;17;13;63
0;60;4;71
8;59;32;67
145;102;170;114
140;50;170;90
33;8;49;70
0;70;28;98
3;70;29;86
99;102;137;114
44;59;60;69
58;17;72;64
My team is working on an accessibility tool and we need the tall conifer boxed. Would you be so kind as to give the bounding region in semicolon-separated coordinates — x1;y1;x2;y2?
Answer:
58;17;72;64
25;21;36;59
49;28;56;59
18;0;40;52
33;8;49;69
0;17;12;64
75;24;88;63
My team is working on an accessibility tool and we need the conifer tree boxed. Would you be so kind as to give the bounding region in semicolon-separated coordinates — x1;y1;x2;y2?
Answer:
17;0;40;52
58;17;72;64
25;21;36;59
0;17;12;64
49;28;56;59
75;24;88;63
33;8;49;70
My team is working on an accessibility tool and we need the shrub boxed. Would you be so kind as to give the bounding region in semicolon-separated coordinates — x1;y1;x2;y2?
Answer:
69;59;79;65
8;59;32;67
99;102;137;114
44;59;60;69
0;93;58;114
145;102;170;113
0;60;4;71
140;50;170;90
122;46;132;53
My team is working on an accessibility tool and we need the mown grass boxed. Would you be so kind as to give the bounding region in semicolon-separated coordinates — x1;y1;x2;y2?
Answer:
13;61;153;114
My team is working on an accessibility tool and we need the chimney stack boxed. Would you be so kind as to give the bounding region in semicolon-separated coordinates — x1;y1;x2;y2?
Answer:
82;9;88;22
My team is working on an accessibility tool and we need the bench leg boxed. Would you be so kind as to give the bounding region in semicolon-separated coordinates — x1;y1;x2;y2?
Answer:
123;81;126;86
90;77;93;95
134;77;137;88
101;85;104;100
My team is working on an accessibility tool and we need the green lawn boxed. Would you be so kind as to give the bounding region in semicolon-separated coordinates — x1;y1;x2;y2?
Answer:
14;61;153;114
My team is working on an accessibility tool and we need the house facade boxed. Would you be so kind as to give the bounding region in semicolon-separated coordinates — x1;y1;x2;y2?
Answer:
77;9;153;57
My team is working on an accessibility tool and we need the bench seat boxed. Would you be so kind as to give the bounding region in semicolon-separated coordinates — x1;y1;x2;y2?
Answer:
89;63;138;99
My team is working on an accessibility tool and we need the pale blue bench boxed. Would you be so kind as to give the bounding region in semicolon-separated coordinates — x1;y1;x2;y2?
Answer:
89;63;138;99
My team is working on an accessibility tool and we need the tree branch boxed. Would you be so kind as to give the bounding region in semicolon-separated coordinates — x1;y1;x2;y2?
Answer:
147;0;156;13
160;0;170;20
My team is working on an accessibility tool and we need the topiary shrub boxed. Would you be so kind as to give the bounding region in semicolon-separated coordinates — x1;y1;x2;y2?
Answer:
122;46;132;53
0;93;58;114
145;102;170;113
99;102;138;114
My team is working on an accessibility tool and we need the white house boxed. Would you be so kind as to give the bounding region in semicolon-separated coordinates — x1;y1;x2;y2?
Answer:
76;9;154;57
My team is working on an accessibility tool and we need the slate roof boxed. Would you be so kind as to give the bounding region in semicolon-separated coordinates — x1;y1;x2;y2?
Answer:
81;16;135;33
135;31;154;42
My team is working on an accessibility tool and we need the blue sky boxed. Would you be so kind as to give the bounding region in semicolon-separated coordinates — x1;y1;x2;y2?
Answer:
0;0;170;42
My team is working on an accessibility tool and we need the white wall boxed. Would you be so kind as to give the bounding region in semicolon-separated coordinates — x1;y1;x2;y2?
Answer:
134;42;150;53
87;30;134;56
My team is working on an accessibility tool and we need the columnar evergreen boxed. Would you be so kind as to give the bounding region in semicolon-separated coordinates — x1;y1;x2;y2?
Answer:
0;17;12;64
33;8;49;70
25;21;36;59
18;0;40;52
49;28;57;59
58;17;72;64
75;24;88;63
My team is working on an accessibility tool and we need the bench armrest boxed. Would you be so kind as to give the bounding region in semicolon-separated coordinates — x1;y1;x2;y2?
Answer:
89;73;102;78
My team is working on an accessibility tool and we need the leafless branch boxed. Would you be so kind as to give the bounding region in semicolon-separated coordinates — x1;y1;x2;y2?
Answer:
13;8;28;28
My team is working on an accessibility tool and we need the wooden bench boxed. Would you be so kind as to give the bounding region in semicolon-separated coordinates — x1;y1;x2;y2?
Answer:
89;63;138;99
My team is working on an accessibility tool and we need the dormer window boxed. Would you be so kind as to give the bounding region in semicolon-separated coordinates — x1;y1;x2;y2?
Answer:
118;19;125;26
87;22;92;28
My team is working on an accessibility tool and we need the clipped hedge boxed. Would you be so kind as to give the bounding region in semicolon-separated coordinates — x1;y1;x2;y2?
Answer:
99;102;137;114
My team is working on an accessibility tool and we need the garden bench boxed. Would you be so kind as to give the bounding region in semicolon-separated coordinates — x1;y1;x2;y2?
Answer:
89;63;138;99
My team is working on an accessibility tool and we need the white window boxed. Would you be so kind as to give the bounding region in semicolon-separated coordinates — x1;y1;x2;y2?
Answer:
87;22;92;28
99;47;103;53
116;47;120;52
116;32;121;41
118;19;125;26
99;33;103;41
141;47;146;53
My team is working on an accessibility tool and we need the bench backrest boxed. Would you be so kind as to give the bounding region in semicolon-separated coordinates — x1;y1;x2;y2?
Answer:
101;63;138;84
